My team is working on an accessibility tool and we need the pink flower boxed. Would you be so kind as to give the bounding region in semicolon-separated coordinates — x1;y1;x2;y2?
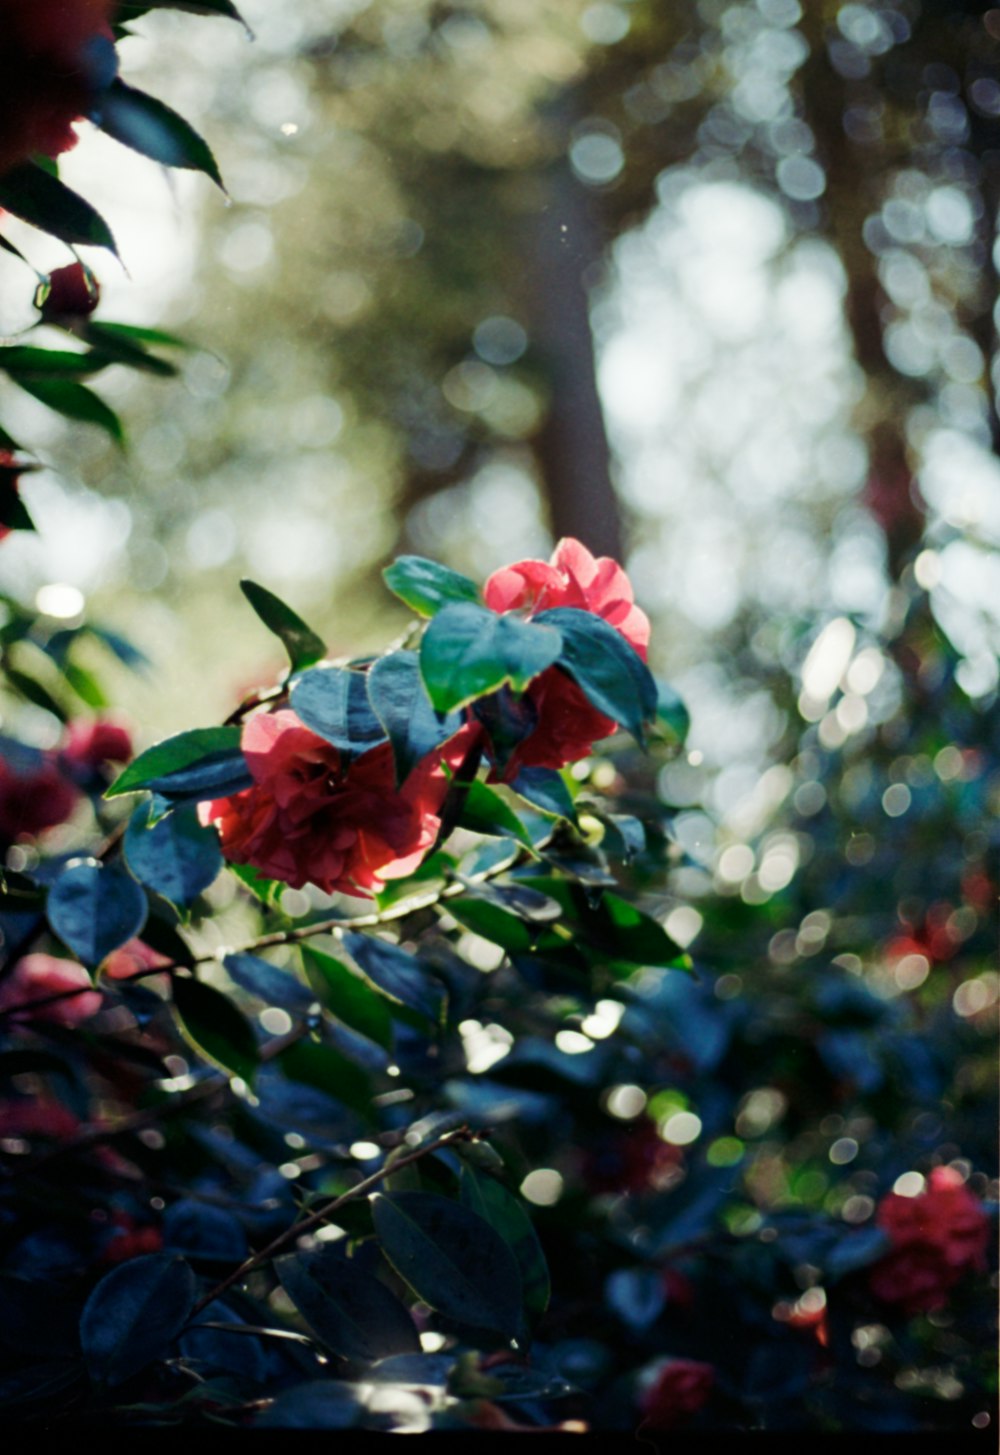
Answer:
0;953;101;1026
0;752;79;840
481;538;650;779
869;1166;990;1314
38;261;100;322
200;708;477;897
102;938;172;982
61;715;133;772
638;1358;714;1430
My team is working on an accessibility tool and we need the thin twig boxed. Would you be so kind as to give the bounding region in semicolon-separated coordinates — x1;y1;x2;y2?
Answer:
190;1124;477;1316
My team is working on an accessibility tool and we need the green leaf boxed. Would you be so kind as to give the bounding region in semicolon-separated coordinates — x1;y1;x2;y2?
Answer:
0;347;104;377
80;325;178;377
654;680;690;748
289;667;386;757
46;862;148;966
521;877;688;971
366;650;463;786
172;975;259;1083
80;1254;196;1388
444;896;534;955
509;767;576;821
371;1192;523;1337
87;321;192;351
420;603;561;714
240;580;326;671
3;665;67;720
124;800;223;906
15;377;124;444
278;1038;371;1118
301;946;392;1049
535;607;657;747
0;164;118;254
459;1168;550;1320
341;932;445;1024
224;951;315;1012
454;779;533;847
96;80;223;187
61;660;109;710
106;726;251;800
383;555;481;618
276;1249;419;1362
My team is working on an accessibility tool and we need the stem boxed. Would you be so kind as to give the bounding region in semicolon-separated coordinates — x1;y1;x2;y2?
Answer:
190;1124;477;1316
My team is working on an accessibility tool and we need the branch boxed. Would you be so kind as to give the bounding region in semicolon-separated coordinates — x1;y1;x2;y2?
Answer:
190;1124;478;1316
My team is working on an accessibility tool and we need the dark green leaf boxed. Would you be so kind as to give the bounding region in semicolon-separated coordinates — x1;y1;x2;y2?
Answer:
225;951;315;1012
459;1168;550;1319
445;896;534;954
278;1038;371;1118
276;1248;419;1362
240;579;326;672
535;606;657;746
124;800;223;905
0;164;118;253
80;323;178;377
60;660;109;709
301;946;392;1048
383;555;481;617
97;80;223;186
0;346;104;377
420;602;561;714
87;320;192;351
341;932;444;1024
509;767;576;821
367;650;463;785
106;726;251;800
372;1192;522;1337
455;779;532;846
655;680;690;747
15;377;124;444
290;667;386;757
79;1253;196;1387
173;975;259;1083
520;877;689;970
3;665;67;720
46;861;147;966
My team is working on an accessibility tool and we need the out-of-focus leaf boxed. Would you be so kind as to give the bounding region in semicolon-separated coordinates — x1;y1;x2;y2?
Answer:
79;1253;196;1387
46;861;147;965
278;1037;372;1118
15;377;124;444
0;164;118;254
276;1247;419;1362
172;975;258;1083
341;932;445;1024
240;580;326;671
224;951;315;1012
371;1192;522;1336
161;1200;248;1263
256;1381;362;1429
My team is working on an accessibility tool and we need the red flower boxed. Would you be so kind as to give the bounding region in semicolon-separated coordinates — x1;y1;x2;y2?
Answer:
102;937;172;982
582;1117;682;1195
0;953;102;1026
38;261;100;322
481;538;650;779
0;750;79;840
870;1166;990;1314
200;708;477;897
637;1358;714;1430
61;715;133;772
0;0;117;175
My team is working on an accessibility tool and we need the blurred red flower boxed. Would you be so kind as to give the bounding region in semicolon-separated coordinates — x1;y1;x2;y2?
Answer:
0;750;79;840
481;537;650;778
0;0;117;175
637;1358;714;1430
38;261;101;322
61;715;133;772
201;708;477;896
0;953;101;1026
870;1165;990;1313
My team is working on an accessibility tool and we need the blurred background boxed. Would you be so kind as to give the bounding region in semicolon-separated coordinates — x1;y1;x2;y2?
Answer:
0;0;996;789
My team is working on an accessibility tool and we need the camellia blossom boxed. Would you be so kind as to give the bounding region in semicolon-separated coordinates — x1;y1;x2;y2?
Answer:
481;537;650;778
200;708;478;897
869;1165;990;1314
637;1357;714;1430
61;715;133;773
0;750;79;841
0;0;117;175
0;953;102;1026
